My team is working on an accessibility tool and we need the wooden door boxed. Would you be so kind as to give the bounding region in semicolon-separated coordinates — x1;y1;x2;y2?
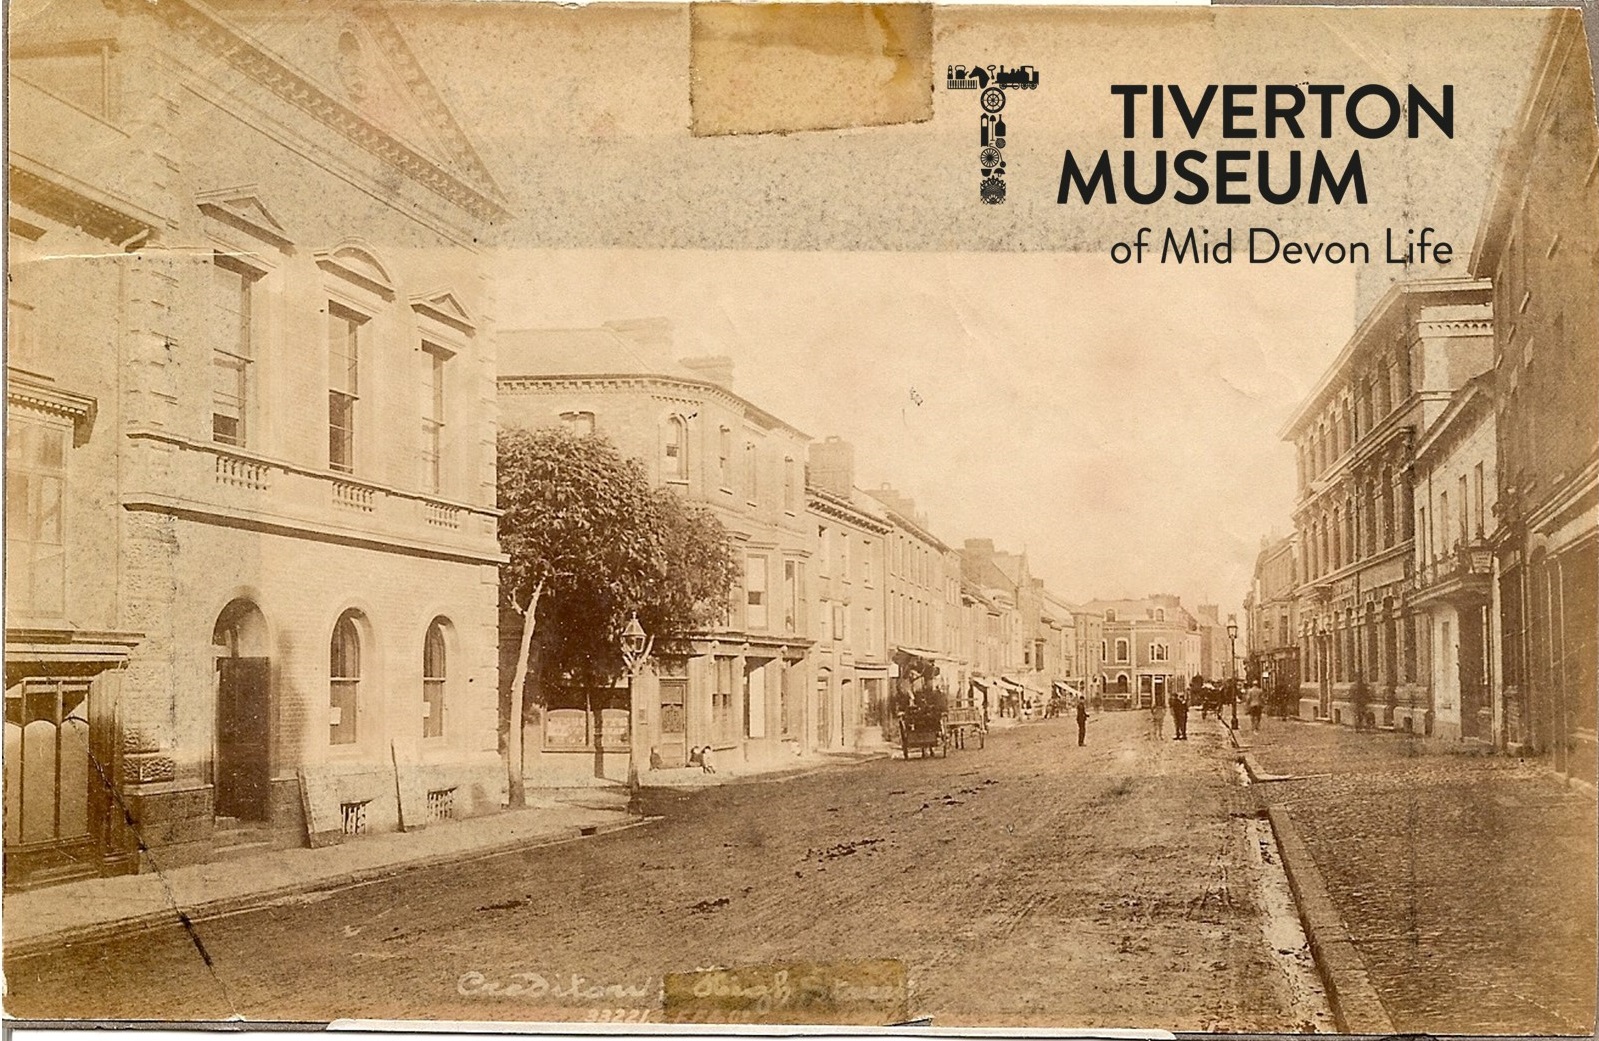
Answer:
216;657;270;820
658;678;687;768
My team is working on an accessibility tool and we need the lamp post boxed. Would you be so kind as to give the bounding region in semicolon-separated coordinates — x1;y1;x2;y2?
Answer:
1226;614;1239;730
621;612;652;816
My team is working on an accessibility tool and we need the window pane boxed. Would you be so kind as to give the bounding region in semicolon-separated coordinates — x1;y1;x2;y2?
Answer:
330;616;360;745
328;306;360;396
423;623;446;739
329;392;356;472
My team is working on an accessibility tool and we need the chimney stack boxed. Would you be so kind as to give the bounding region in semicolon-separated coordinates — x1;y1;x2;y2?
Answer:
679;355;735;389
808;436;855;498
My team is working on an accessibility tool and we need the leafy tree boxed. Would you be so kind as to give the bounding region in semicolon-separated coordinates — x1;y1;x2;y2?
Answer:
497;426;738;806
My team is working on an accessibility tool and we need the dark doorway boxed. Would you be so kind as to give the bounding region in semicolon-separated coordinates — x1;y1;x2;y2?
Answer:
214;601;270;822
216;658;270;819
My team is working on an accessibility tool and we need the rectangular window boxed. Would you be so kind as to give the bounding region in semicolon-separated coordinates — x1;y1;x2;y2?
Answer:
560;411;595;437
783;457;796;512
713;657;735;746
745;554;768;630
743;662;767;739
744;443;758;503
5;416;69;618
1474;462;1486;536
832;603;846;642
327;303;363;473
862;539;873;584
818;526;831;577
1458;474;1470;543
421;343;448;493
718;428;732;488
1438;491;1450;554
784;559;800;634
1115;638;1129;663
211;256;255;446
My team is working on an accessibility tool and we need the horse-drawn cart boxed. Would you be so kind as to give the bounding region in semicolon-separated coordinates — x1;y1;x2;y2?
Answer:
943;705;986;749
898;705;947;758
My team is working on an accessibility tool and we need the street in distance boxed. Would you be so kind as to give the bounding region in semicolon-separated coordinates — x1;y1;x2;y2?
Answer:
1108;225;1455;265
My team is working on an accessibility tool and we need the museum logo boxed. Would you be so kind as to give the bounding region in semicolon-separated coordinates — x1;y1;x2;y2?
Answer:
946;63;1040;205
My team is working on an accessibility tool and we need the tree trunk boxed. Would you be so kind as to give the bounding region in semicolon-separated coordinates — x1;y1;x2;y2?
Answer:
505;580;543;809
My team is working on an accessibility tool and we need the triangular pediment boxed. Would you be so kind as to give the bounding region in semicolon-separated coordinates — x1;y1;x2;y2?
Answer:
409;289;476;335
197;187;294;251
200;0;507;217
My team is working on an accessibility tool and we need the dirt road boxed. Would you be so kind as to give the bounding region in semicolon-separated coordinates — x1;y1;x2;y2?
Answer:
5;713;1311;1028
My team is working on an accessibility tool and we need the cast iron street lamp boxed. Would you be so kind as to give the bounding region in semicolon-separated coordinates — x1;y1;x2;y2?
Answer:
1226;614;1239;730
621;612;652;816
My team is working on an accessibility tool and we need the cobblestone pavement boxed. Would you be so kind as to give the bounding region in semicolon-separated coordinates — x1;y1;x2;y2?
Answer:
1246;718;1597;1034
5;714;1310;1029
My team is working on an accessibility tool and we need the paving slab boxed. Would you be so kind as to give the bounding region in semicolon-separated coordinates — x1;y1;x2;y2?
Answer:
1247;719;1597;1035
3;804;636;958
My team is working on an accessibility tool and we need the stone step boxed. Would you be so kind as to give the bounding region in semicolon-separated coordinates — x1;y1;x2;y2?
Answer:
209;838;277;862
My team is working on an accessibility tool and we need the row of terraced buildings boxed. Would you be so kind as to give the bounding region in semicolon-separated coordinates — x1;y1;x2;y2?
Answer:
1246;14;1597;784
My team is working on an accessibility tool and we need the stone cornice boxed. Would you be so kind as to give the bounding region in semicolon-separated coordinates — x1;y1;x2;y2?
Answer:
7;367;98;441
497;373;812;442
806;487;891;535
1416;318;1494;338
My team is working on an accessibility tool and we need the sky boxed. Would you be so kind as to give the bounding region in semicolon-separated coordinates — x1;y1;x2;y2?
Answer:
497;249;1358;611
388;2;1553;613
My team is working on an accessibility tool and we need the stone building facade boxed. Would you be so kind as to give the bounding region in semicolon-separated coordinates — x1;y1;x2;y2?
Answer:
1281;279;1493;728
496;324;816;778
1469;10;1598;779
6;0;508;886
1084;595;1203;709
1244;535;1301;709
1410;375;1499;742
865;486;960;731
805;438;891;751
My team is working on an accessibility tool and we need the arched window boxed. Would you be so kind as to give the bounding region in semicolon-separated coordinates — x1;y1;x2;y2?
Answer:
330;612;361;744
1115;673;1130;693
423;619;447;739
663;415;687;480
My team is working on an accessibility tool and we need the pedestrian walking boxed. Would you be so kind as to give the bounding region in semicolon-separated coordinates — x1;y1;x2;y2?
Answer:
1172;688;1189;740
1150;693;1164;739
1075;695;1089;747
1246;681;1265;733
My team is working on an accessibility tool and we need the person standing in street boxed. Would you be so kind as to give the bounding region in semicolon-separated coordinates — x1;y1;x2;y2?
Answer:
1076;694;1089;747
1246;681;1266;733
1172;687;1189;740
1150;692;1165;739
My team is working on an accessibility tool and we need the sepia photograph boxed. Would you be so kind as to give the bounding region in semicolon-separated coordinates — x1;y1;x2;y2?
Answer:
3;0;1597;1033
